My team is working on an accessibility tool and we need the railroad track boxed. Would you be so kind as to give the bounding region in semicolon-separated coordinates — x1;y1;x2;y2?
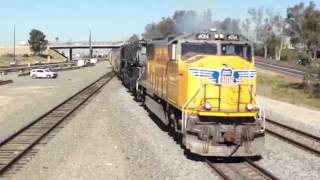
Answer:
0;71;114;175
0;80;13;86
206;119;320;179
0;62;73;69
0;62;76;74
206;158;279;180
255;60;305;78
266;119;320;156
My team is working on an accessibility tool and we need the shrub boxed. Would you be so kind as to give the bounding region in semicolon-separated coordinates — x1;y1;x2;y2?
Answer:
39;54;52;59
280;49;298;62
254;43;264;57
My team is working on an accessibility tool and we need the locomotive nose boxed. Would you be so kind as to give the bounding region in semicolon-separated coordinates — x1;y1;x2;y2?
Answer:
188;56;257;114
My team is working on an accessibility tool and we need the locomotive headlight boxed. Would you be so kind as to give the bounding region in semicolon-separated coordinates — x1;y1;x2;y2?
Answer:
219;33;224;39
214;33;219;39
246;104;254;111
204;102;212;110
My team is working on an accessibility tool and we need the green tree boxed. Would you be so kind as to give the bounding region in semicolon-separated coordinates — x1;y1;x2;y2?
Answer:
248;8;285;59
286;2;305;45
241;18;251;38
286;1;320;60
301;2;320;60
248;8;267;57
28;29;48;55
286;2;320;90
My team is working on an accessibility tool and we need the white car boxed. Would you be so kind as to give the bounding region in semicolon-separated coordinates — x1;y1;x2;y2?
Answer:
30;69;58;79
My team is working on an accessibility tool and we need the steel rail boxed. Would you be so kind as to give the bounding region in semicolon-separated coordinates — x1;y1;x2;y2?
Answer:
0;62;76;72
255;61;305;78
205;158;279;180
266;119;320;155
0;71;114;175
0;80;13;86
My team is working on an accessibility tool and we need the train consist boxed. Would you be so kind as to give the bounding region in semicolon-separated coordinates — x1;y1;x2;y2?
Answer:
110;40;147;91
110;30;265;157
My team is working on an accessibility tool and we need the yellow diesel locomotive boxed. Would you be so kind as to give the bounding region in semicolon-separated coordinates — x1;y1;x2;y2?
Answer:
116;31;265;157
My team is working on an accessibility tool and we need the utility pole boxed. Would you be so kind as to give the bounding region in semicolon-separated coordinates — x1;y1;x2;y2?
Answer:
89;31;93;59
13;25;16;64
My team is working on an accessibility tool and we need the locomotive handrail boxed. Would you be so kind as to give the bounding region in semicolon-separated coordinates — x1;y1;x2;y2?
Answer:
204;83;255;111
181;83;265;134
136;67;145;91
256;101;266;133
182;84;204;133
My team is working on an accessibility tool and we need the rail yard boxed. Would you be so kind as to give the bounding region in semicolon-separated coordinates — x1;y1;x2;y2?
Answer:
1;1;320;180
0;61;318;180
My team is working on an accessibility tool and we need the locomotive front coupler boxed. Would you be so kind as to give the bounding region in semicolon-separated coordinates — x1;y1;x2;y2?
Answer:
186;115;259;145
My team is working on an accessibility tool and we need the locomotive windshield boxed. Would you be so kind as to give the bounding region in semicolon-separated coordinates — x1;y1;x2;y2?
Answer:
182;43;217;59
221;43;252;61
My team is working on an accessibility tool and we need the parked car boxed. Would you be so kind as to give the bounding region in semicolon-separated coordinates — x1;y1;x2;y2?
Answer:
30;68;58;79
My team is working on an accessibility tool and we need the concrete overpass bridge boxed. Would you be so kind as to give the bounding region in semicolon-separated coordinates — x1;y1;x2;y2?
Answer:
48;41;123;60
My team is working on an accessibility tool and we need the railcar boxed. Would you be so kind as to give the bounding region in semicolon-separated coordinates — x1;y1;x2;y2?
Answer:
113;31;265;157
110;41;147;91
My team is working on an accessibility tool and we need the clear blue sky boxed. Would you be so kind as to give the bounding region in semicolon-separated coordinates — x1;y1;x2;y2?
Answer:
0;0;318;44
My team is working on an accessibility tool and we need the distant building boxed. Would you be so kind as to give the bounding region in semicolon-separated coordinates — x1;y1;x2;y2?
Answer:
19;41;28;46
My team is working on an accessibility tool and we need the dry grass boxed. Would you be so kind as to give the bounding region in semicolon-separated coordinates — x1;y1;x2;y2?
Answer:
0;48;65;65
0;47;32;55
257;72;320;110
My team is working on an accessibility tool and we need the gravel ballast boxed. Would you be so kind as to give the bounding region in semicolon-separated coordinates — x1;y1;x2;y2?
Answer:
257;134;320;180
257;96;320;137
2;63;319;179
0;62;111;141
8;78;219;180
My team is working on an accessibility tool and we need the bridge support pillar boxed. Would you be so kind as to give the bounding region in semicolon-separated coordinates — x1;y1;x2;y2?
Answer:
69;48;73;61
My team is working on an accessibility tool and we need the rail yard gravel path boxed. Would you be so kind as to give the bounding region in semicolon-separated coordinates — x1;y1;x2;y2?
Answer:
257;92;320;180
7;78;219;180
256;134;320;180
0;62;110;141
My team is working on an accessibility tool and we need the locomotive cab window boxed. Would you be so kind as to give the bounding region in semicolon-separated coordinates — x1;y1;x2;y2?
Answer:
181;43;217;59
221;43;252;61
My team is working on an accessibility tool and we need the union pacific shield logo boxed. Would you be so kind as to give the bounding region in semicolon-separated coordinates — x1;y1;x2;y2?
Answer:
220;68;234;86
189;68;256;86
